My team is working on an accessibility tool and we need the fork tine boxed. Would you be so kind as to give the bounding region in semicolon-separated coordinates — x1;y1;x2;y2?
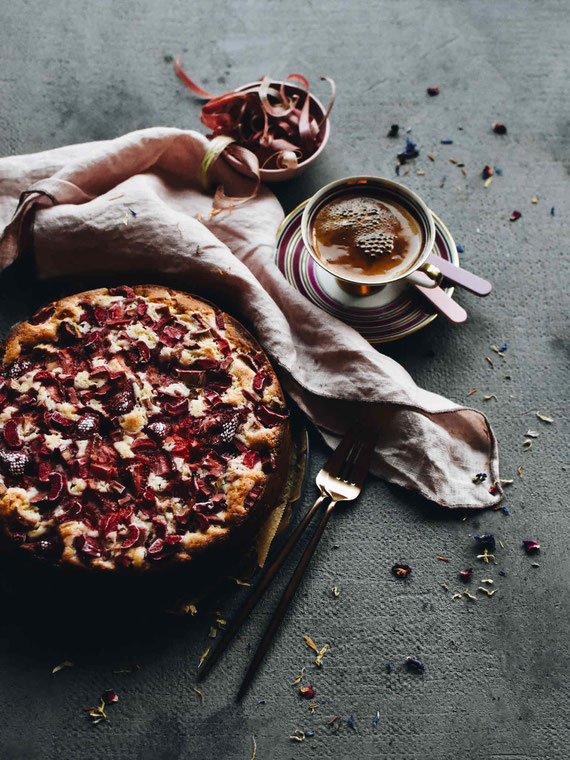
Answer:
346;435;376;488
338;439;363;481
322;428;358;477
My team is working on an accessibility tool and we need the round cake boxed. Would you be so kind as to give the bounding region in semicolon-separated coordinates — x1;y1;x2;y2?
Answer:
0;286;290;573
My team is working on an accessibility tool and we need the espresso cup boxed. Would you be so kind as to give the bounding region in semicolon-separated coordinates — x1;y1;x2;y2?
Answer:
301;176;437;292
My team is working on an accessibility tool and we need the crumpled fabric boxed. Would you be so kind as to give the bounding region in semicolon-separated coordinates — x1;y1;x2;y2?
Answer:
0;127;501;508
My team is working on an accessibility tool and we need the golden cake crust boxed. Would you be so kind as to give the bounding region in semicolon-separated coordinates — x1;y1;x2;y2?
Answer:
0;286;290;572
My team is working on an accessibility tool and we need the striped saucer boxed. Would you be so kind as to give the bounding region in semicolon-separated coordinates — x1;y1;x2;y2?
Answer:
275;201;459;343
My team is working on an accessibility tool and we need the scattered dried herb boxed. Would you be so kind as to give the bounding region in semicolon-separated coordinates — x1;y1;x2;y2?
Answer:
484;176;493;188
464;590;477;601
192;687;204;704
523;439;533;450
427;86;439;96
406;656;424;673
492;123;507;134
386;661;392;673
308;703;318;714
531;562;540;568
486;357;494;367
484;394;498;401
478;587;497;597
348;715;356;731
531;197;538;204
291;667;305;686
290;729;306;742
526;430;540;438
198;647;210;667
52;661;74;675
315;643;330;667
437;556;451;562
466;388;478;397
303;635;318;653
523;539;541;554
510;211;522;221
481;578;494;584
451;593;462;601
392;563;412;578
250;735;257;760
84;699;107;725
472;473;488;484
208;626;218;638
536;412;553;423
332;586;340;597
328;716;340;725
427;153;435;161
372;711;380;727
475;533;496;551
477;549;495;564
232;578;251;586
305;730;315;737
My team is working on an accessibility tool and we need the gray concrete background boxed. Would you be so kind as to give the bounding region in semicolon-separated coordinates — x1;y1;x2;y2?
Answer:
0;1;569;759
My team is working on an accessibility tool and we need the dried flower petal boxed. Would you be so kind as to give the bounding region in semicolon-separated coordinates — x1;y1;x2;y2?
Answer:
387;124;399;138
372;711;380;727
52;661;74;675
510;211;522;221
299;684;315;699
472;473;488;484
397;137;419;163
290;729;306;742
475;533;496;551
523;539;541;553
303;634;318;653
406;656;424;672
291;667;305;686
315;643;330;667
391;563;412;578
427;86;439;96
192;687;204;704
492;123;507;134
348;715;356;731
386;661;392;673
101;689;118;705
459;569;473;581
331;586;340;597
482;165;494;179
536;412;553;423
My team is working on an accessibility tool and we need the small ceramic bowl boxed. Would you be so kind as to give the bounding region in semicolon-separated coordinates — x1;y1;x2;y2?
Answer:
234;80;331;183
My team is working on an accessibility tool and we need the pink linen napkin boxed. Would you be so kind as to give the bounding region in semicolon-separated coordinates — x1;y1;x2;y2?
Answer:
0;127;501;509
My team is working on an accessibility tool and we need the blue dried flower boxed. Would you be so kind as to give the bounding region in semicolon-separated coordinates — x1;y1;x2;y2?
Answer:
397;137;419;163
474;533;496;550
372;711;380;727
494;166;503;175
501;506;510;515
551;207;555;216
440;139;453;144
499;570;506;576
305;730;315;738
386;661;392;673
456;244;464;253
406;656;424;673
348;715;356;731
499;343;508;352
472;473;488;484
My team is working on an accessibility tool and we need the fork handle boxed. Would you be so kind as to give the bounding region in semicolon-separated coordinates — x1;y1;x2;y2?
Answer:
236;499;337;701
198;492;329;681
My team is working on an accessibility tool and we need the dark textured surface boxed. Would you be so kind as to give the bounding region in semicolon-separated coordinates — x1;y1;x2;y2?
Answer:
0;1;569;759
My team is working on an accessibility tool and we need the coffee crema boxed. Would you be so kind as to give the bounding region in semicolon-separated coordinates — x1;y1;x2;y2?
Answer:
311;192;424;281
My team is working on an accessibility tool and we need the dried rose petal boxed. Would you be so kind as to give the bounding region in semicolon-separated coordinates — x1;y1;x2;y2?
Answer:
427;86;439;96
492;123;507;134
510;211;522;222
392;563;412;578
459;569;473;581
482;165;494;179
299;685;315;699
101;689;119;704
522;539;541;554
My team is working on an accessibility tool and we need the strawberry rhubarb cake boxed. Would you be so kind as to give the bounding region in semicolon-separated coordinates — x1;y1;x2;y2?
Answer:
0;286;290;572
